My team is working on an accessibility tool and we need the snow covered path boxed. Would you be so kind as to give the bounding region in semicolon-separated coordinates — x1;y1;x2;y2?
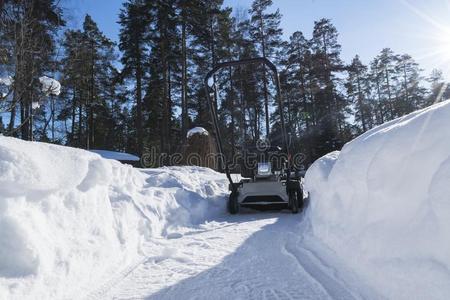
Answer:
88;212;374;300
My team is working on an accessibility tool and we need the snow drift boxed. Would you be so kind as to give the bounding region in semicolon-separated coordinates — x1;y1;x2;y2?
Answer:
305;100;450;300
0;137;228;299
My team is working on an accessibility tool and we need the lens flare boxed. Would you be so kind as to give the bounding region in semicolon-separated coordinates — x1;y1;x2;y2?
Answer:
400;0;450;74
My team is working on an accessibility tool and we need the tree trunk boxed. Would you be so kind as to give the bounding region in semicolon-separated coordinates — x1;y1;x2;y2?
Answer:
88;39;95;149
71;91;76;144
385;69;394;118
8;94;16;135
259;15;270;138
210;13;218;115
51;95;55;142
136;50;143;156
181;16;188;142
229;67;235;156
160;23;170;155
238;66;246;144
403;64;409;104
168;63;172;153
356;71;367;132
78;103;82;147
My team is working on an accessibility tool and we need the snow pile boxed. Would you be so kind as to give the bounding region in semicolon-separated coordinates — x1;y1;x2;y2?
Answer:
187;127;209;138
39;76;61;96
0;137;228;299
305;100;450;300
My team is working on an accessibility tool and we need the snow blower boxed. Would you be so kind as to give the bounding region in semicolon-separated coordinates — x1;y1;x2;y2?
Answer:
204;57;304;214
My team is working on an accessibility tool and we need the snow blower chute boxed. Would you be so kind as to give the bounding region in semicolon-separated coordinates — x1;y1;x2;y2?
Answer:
205;57;304;214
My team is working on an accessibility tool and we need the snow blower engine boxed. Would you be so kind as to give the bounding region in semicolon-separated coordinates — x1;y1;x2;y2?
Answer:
204;57;304;214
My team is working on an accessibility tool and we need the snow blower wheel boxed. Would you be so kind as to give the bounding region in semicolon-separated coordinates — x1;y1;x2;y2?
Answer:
205;57;305;215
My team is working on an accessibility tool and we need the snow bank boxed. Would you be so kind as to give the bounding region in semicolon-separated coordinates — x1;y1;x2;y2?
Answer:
0;137;228;299
305;100;450;300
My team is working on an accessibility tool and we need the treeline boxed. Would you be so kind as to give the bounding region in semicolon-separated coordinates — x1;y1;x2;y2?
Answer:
1;0;449;166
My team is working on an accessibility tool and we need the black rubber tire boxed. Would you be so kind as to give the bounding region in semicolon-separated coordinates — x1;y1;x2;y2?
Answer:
228;193;239;215
289;191;299;214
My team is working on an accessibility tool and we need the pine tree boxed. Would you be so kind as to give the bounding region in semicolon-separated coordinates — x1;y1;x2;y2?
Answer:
346;55;372;132
118;0;151;155
427;69;450;105
249;0;283;138
141;0;179;155
281;31;313;134
395;54;426;114
310;19;347;156
1;0;64;140
370;48;398;121
232;12;260;144
60;15;117;150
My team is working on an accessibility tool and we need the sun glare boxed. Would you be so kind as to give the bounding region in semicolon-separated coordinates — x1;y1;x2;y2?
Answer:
435;30;450;62
399;0;450;74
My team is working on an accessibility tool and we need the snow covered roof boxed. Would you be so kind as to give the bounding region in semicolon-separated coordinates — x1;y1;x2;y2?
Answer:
90;150;140;161
39;76;61;96
187;127;209;138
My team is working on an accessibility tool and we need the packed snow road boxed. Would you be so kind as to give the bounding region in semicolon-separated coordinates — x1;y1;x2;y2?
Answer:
87;210;373;300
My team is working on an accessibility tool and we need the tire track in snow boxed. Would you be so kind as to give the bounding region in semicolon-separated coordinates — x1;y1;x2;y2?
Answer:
283;240;359;300
83;256;149;300
97;214;369;300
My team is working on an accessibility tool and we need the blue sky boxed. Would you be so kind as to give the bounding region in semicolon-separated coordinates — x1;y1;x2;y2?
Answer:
65;0;450;79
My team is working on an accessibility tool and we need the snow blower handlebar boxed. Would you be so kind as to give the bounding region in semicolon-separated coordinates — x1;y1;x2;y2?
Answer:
204;57;291;188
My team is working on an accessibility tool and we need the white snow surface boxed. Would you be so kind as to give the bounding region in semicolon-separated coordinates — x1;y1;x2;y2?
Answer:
3;97;450;299
187;127;209;138
0;136;375;300
305;99;450;300
39;76;61;96
0;137;227;299
90;150;140;162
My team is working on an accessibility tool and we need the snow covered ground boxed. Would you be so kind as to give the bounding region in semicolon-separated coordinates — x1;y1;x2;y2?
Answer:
2;99;450;299
90;213;378;300
0;137;227;299
0;136;370;300
305;99;450;300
